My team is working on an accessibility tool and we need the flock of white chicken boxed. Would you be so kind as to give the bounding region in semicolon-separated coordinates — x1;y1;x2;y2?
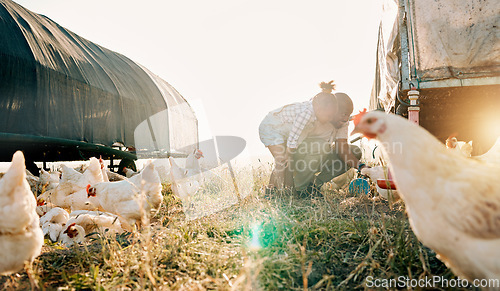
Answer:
358;129;499;202
0;149;205;275
2;111;500;287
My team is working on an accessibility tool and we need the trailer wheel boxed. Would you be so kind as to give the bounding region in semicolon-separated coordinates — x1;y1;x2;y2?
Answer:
117;158;137;176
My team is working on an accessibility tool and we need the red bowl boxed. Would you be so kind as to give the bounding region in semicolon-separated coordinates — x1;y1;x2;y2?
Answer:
377;179;397;190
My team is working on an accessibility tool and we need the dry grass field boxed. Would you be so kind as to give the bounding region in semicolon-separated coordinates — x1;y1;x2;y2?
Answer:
0;163;465;290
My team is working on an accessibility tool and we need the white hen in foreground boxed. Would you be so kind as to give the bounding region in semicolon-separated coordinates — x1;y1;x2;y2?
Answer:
0;151;43;275
353;111;500;284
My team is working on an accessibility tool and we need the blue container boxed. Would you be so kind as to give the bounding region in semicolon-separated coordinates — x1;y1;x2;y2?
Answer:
348;178;371;195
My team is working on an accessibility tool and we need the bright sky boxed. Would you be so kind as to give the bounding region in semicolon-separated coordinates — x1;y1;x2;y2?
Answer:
14;0;382;158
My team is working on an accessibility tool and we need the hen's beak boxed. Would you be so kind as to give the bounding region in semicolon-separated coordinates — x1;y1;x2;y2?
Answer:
351;123;377;139
37;199;45;206
86;184;95;198
351;124;362;136
64;223;76;234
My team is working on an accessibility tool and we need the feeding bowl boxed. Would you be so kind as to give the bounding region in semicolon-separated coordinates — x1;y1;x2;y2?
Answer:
348;178;371;195
377;179;397;190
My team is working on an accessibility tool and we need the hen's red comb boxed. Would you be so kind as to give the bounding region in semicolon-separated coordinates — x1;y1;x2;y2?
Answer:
352;108;368;126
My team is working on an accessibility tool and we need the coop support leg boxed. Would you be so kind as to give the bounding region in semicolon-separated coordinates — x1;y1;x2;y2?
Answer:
408;87;420;124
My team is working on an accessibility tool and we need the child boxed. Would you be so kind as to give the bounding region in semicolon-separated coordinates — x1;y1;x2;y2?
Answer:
292;92;367;195
259;81;338;191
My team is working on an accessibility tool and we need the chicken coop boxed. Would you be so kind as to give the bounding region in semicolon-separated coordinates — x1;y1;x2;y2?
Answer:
0;0;198;173
370;0;500;155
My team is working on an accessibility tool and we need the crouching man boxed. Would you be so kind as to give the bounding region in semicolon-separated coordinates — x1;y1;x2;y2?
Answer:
292;93;365;196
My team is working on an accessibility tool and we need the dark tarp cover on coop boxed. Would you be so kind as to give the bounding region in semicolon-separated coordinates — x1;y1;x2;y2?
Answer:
0;0;198;161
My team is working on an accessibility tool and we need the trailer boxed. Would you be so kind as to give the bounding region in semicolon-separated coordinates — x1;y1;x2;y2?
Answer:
0;0;198;174
371;0;500;155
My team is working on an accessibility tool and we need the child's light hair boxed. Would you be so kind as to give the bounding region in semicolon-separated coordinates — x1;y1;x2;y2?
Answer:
312;80;337;107
319;80;335;93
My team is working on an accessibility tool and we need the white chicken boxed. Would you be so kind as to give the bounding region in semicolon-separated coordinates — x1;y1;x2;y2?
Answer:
25;170;40;195
105;170;127;182
123;167;138;178
0;151;44;275
353;110;500;283
67;210;125;236
150;150;205;185
36;199;56;216
38;168;60;194
184;149;204;176
38;157;104;209
87;183;147;230
169;157;201;199
40;207;69;242
99;157;109;182
62;185;100;211
128;162;163;211
87;162;162;229
151;159;174;183
58;222;86;246
60;164;85;184
445;135;473;157
63;157;103;189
